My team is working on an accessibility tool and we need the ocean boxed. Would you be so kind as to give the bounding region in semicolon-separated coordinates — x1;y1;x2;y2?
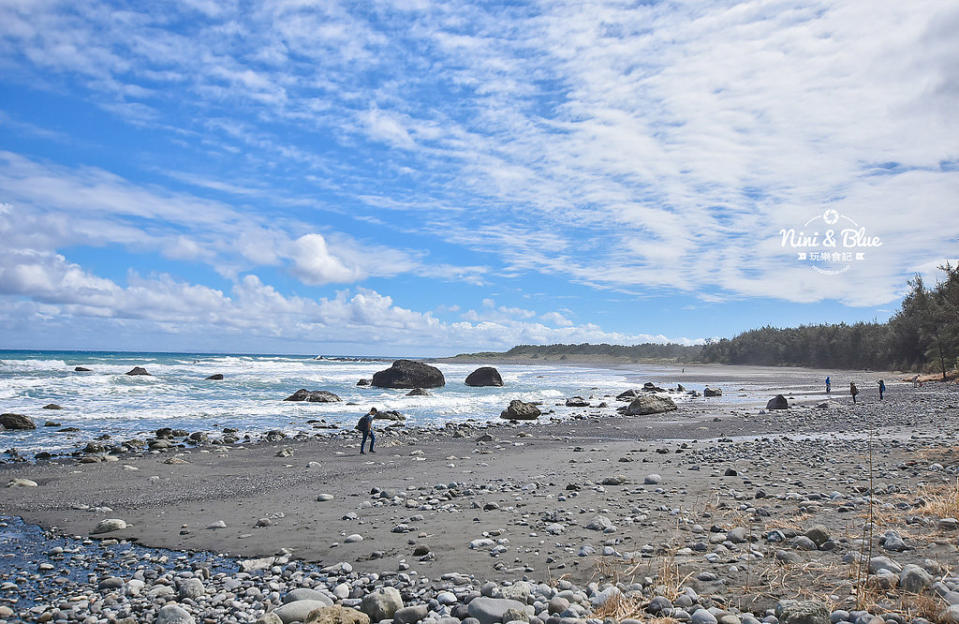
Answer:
0;350;660;458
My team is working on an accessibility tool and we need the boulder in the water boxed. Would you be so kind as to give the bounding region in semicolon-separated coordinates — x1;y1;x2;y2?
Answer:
624;395;678;415
284;389;342;403
205;373;224;380
703;386;722;397
406;388;430;396
356;379;371;387
500;400;541;420
766;394;789;410
42;403;62;410
643;382;666;392
464;366;504;387
616;389;640;401
74;366;92;372
373;410;405;421
125;367;151;376
565;397;589;407
1;413;36;430
372;360;445;389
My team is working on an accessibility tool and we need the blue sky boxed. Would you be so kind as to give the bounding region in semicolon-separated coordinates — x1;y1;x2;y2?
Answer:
0;0;957;356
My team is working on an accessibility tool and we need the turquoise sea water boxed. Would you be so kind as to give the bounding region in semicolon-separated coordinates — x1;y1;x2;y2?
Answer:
0;350;653;458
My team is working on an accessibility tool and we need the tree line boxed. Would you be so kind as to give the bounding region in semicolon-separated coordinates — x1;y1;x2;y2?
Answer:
700;263;959;376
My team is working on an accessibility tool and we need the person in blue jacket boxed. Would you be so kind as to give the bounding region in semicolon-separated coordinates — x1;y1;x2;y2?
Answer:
878;379;885;400
825;376;831;394
356;407;376;454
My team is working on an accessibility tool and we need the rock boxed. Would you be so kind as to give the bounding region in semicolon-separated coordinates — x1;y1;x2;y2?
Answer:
616;389;640;401
941;605;959;624
465;366;504;387
305;606;371;624
0;413;36;430
500;400;541;420
275;600;339;624
125;366;151;376
257;615;284;624
394;605;430;624
285;589;334;605
373;409;406;421
586;515;614;531
727;527;748;543
406;388;431;396
692;610;718;624
778;601;829;624
624;395;677;415
644;473;662;484
156;603;195;624
868;556;903;574
804;525;830;547
467;597;528;624
74;366;92;372
345;534;363;543
361;587;404;621
92;518;127;534
205;373;224;380
357;379;371;386
372;360;446;389
7;478;38;487
900;564;933;593
42;403;62;410
317;493;334;501
284;389;342;402
791;536;818;550
703;386;722;397
766;395;789;410
178;578;205;600
881;530;909;551
565;397;590;407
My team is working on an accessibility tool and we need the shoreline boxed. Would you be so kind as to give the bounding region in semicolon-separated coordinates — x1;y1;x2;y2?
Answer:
2;378;959;623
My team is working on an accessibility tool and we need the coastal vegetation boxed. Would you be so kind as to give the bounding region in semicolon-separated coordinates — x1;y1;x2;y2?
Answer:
460;264;959;375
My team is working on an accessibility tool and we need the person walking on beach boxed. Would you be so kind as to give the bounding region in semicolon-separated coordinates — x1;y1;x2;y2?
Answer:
356;407;376;454
825;376;831;394
913;374;920;388
878;379;885;400
850;382;859;404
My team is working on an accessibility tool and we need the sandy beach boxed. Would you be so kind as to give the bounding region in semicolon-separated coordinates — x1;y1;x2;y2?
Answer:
2;364;959;624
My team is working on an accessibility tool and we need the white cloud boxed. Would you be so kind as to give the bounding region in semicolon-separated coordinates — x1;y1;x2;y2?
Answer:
288;233;362;285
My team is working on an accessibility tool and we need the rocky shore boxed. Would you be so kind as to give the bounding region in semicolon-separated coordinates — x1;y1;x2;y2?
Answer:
2;381;959;624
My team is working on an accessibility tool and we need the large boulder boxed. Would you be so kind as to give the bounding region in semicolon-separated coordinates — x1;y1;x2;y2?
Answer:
305;606;371;624
624;395;677;415
205;373;224;380
465;366;504;387
766;394;789;410
74;366;92;372
125;366;151;376
156;604;195;624
703;386;722;397
0;413;36;430
360;587;404;622
777;601;830;624
500;400;541;421
467;597;528;624
373;410;405;421
284;389;342;402
616;389;640;401
372;360;445;389
273;600;336;624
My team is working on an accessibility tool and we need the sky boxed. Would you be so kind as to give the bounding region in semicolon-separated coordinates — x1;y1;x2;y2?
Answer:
0;0;957;356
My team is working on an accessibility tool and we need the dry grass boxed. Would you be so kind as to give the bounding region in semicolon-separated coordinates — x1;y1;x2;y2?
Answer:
914;479;959;519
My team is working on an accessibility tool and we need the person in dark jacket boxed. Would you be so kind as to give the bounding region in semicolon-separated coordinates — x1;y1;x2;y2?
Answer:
878;379;885;400
357;407;376;454
850;382;859;404
825;376;831;394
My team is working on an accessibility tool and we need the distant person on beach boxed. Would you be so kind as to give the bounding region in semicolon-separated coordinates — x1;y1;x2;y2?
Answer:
913;374;920;388
850;382;859;404
825;376;831;394
878;379;885;400
356;407;376;454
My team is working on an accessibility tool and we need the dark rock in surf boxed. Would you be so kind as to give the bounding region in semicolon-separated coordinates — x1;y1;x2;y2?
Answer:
125;367;151;376
616;389;640;401
74;366;92;372
284;389;342;402
704;386;722;397
465;366;504;387
205;373;224;380
0;413;36;430
357;379;371;386
42;404;62;410
372;360;445;389
406;388;430;396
